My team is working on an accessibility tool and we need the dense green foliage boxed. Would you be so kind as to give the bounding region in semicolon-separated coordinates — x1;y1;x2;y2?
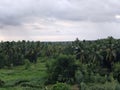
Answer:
46;55;77;84
51;83;71;90
0;36;120;89
0;41;73;68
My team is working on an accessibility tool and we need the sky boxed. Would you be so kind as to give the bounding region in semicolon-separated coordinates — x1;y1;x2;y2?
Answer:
0;0;120;41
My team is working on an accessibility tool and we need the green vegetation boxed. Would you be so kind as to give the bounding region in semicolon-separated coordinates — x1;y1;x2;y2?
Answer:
51;83;71;90
0;60;47;90
0;37;120;89
46;55;77;84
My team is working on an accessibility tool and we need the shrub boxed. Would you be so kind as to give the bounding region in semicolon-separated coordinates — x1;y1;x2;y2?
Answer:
115;84;120;90
75;70;83;84
113;62;120;82
78;81;118;90
24;59;31;69
51;82;71;90
94;73;106;83
46;54;77;84
80;82;87;90
0;79;5;87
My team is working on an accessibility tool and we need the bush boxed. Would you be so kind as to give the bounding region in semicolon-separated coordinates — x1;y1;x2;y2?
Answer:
75;70;83;84
80;82;87;90
115;84;120;90
94;73;106;83
113;62;120;82
51;83;71;90
24;59;31;69
46;54;77;84
78;81;118;90
0;79;5;87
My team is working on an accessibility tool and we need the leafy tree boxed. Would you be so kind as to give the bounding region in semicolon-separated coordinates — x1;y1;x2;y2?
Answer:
46;55;77;84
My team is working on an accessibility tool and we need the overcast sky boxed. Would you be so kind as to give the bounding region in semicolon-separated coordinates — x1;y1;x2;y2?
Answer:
0;0;120;41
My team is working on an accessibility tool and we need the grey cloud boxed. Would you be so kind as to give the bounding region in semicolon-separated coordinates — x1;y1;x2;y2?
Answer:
0;0;120;26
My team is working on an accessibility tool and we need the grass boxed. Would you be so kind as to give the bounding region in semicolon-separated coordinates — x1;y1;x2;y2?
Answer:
0;59;47;90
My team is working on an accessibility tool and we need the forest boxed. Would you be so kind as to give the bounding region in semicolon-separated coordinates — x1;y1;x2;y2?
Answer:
0;36;120;90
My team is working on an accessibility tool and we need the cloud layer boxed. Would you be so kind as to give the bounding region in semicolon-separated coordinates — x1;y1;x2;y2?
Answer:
0;0;120;41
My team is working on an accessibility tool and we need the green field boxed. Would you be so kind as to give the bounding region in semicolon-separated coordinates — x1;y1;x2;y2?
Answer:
0;59;47;90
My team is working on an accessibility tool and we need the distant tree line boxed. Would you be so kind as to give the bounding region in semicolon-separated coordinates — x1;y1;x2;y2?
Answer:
0;40;73;68
0;37;120;75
